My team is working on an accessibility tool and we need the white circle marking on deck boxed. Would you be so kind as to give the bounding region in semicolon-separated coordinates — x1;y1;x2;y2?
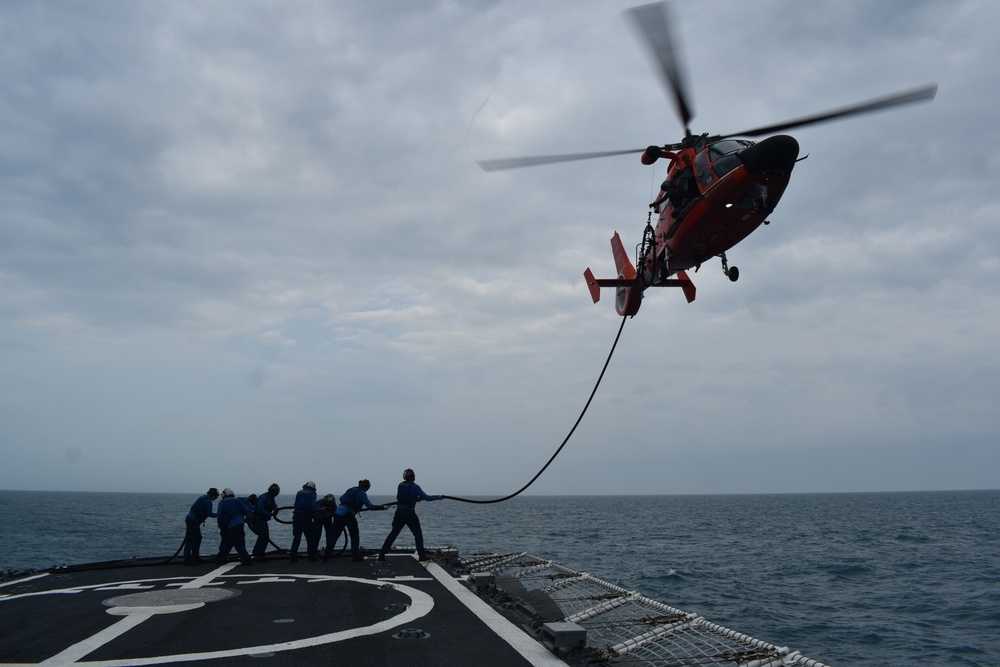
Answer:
12;567;434;666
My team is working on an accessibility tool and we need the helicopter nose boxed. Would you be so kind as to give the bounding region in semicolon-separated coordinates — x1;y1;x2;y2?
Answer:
741;135;799;175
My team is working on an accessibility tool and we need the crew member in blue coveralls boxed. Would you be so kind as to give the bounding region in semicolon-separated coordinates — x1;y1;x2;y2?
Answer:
251;483;281;561
215;489;255;566
183;487;219;565
290;481;319;562
316;493;338;557
327;479;385;561
378;469;442;562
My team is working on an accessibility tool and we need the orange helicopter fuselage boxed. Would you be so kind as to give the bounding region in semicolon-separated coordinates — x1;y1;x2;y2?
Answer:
649;135;796;277
587;134;800;316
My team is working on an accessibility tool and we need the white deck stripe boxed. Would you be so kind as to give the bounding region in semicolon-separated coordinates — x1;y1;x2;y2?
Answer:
39;614;149;665
38;564;239;665
423;561;568;667
178;563;238;589
0;572;50;590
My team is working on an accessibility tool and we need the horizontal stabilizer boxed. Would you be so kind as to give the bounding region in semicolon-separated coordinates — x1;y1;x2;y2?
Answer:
583;271;695;303
583;233;693;313
591;278;638;287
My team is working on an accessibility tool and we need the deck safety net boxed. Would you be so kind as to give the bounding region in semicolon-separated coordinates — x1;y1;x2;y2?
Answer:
457;552;831;667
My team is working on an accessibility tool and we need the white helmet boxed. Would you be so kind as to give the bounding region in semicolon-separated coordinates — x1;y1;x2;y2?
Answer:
304;481;316;490
221;488;235;498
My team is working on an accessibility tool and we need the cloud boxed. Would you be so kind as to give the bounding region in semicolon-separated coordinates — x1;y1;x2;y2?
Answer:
1;0;998;496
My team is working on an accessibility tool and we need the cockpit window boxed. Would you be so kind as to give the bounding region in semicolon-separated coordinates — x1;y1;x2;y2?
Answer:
709;140;746;159
697;139;757;190
709;139;755;179
712;154;742;178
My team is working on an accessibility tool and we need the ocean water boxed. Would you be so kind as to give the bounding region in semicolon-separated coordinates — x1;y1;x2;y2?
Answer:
2;490;998;667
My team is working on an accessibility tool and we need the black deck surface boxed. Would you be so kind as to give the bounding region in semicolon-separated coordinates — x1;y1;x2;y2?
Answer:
0;554;566;667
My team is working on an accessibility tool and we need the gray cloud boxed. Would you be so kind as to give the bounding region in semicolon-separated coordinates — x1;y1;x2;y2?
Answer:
1;0;997;496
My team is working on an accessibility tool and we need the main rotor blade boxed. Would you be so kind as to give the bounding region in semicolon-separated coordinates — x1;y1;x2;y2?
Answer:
720;83;938;139
476;148;646;172
625;1;693;132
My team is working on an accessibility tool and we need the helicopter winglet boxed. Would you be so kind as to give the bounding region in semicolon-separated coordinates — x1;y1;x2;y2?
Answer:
584;268;602;303
662;270;696;303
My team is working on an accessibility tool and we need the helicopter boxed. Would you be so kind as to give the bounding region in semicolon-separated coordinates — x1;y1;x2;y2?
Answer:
477;1;937;317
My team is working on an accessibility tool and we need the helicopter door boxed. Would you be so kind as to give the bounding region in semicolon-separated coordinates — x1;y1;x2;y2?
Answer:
694;148;714;190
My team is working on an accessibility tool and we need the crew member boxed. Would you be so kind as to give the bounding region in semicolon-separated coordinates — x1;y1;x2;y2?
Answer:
183;487;219;566
327;480;385;562
378;469;443;562
290;481;319;562
215;489;254;566
252;483;281;561
316;493;338;557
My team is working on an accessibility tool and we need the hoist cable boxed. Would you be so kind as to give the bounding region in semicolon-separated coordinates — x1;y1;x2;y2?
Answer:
442;313;628;504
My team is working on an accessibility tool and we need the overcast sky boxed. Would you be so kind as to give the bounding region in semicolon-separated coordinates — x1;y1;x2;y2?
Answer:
1;0;997;497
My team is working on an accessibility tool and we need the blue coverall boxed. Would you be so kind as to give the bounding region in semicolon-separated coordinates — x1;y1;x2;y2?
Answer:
252;492;279;559
183;494;217;565
328;486;377;561
216;497;254;565
290;488;319;562
379;480;438;560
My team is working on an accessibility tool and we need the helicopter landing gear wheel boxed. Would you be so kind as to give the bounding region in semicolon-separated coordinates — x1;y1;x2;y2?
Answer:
719;253;739;283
